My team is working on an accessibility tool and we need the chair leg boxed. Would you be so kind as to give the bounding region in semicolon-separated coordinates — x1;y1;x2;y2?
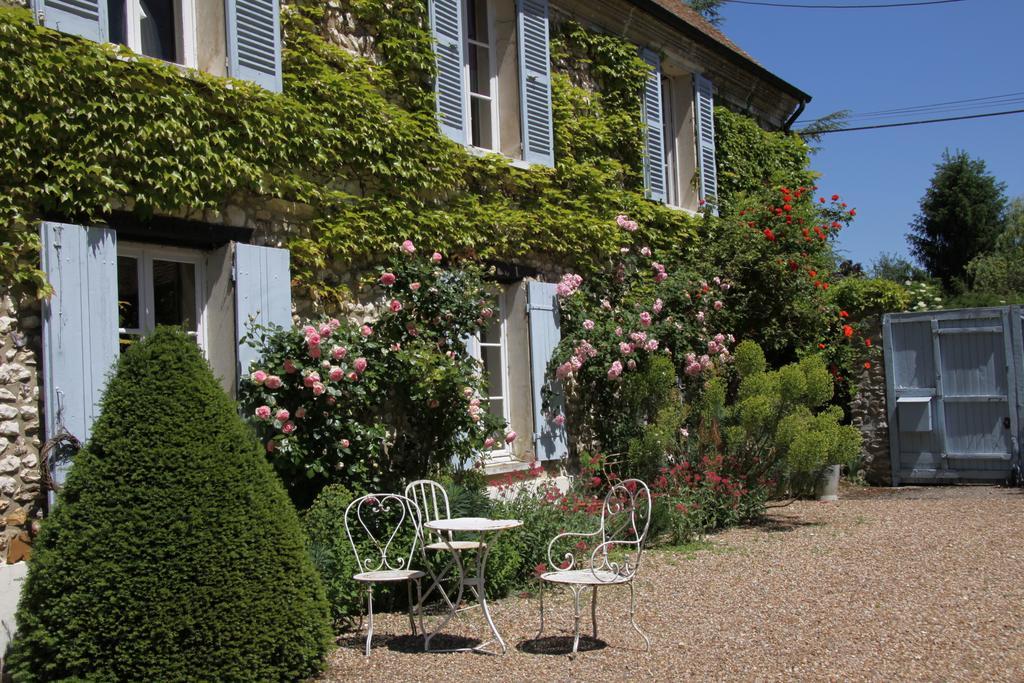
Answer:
407;580;416;635
591;586;599;639
628;581;650;652
571;586;583;654
365;586;375;657
416;578;425;640
535;581;545;639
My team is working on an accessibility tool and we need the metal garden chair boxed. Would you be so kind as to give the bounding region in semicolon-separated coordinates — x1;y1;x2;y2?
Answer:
344;492;426;656
535;478;652;654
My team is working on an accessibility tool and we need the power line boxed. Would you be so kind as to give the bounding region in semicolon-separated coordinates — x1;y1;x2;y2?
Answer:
793;92;1024;128
849;91;1024;118
723;0;967;8
807;108;1024;134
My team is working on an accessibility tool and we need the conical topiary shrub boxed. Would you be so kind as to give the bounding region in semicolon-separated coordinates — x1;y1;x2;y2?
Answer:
9;327;332;681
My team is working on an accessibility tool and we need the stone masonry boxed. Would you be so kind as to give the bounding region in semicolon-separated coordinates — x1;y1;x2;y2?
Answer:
850;323;891;485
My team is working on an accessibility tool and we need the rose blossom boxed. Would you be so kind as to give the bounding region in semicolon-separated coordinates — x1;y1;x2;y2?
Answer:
639;312;652;327
652;298;663;314
409;282;421;291
615;326;623;336
627;359;637;370
401;239;415;254
329;367;343;381
318;323;332;337
282;421;296;434
250;370;267;384
340;439;350;448
556;361;573;380
607;361;623;379
303;372;321;387
347;371;359;381
389;299;403;313
431;251;443;263
275;408;290;422
331;346;347;360
713;300;724;311
685;361;702;377
484;437;496;448
255;405;271;420
696;311;705;323
380;272;396;286
353;357;368;374
283;359;297;374
644;339;659;352
312;382;326;396
264;375;282;389
553;414;565;426
360;324;373;337
505;431;517;444
295;407;306;419
302;325;316;337
640;246;651;257
619;342;633;355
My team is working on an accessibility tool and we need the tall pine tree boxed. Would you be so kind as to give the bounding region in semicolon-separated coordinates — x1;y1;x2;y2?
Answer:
908;150;1007;287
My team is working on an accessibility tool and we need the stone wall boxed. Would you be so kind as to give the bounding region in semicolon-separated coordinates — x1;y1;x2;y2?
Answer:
0;294;44;562
850;324;891;485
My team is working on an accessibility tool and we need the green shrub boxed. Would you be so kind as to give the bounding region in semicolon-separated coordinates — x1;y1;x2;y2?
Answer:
303;484;363;627
826;276;910;320
9;328;332;682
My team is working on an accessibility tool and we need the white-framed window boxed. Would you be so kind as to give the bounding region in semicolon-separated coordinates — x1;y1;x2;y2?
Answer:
660;73;700;212
108;0;197;67
465;0;499;151
472;293;514;464
117;243;206;352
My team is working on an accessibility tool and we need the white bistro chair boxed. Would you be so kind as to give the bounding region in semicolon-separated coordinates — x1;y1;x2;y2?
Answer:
344;492;425;656
535;478;652;654
404;479;487;647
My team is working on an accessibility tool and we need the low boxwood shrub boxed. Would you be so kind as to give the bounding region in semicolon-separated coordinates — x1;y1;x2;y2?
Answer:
9;327;333;682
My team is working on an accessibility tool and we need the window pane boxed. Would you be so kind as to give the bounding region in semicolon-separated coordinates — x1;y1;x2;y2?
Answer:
482;345;503;398
467;0;489;42
117;256;140;331
487;397;504;420
482;316;501;345
152;260;198;332
139;0;178;62
108;0;127;45
470;97;494;149
467;45;491;97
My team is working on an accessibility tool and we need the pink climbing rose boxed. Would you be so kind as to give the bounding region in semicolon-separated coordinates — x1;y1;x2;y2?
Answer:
331;346;347;360
389;299;403;313
380;272;396;286
505;431;518;444
401;240;415;254
583;319;595;330
275;408;290;422
360;324;373;337
255;405;271;420
607;361;623;379
354;357;368;373
250;370;267;384
282;421;296;434
264;375;282;389
431;251;443;263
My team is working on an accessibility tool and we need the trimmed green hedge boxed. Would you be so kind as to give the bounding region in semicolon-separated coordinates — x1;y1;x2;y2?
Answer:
9;328;333;681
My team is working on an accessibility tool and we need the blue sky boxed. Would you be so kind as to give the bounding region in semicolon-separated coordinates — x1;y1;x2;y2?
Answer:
714;0;1024;270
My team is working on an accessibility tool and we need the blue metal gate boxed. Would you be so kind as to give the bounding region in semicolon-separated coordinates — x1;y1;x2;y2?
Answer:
883;307;1021;484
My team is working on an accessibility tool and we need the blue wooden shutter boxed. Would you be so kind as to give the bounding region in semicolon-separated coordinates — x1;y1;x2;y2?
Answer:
694;74;719;215
226;0;283;92
517;0;554;167
640;48;666;204
41;222;119;488
32;0;107;42
430;0;468;144
234;243;292;376
527;281;567;461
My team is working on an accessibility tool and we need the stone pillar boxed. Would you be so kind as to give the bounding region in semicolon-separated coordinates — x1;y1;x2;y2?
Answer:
0;293;45;561
849;322;891;486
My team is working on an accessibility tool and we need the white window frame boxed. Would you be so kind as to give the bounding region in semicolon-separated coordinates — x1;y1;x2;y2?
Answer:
463;0;501;154
472;291;514;465
123;0;197;68
118;242;208;351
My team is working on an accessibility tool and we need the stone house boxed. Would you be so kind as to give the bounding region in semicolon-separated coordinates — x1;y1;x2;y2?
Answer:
0;0;810;559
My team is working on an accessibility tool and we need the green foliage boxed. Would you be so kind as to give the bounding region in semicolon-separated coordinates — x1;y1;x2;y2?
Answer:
303;484;363;626
964;197;1024;298
696;341;861;490
870;251;928;283
0;6;702;303
9;327;332;681
688;0;726;26
238;247;505;505
908;150;1008;287
713;107;815;216
826;276;910;320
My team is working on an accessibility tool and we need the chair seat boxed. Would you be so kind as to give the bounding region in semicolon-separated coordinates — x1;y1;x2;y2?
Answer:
540;569;631;585
354;569;425;583
424;540;485;551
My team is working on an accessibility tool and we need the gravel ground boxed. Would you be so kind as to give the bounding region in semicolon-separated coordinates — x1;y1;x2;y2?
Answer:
318;485;1024;682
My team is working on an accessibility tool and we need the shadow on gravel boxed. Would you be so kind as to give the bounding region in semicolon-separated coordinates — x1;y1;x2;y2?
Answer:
517;635;607;656
746;517;824;534
385;633;484;653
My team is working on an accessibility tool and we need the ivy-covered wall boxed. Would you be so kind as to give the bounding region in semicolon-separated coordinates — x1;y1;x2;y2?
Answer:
0;1;720;310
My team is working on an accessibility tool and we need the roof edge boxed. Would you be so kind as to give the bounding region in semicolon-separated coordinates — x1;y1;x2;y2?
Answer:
628;0;812;105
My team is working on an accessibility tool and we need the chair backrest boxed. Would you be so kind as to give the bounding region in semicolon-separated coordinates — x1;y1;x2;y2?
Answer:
596;479;652;578
404;479;452;542
344;493;422;574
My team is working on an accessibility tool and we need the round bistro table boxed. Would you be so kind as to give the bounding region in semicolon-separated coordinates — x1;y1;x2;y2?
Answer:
422;516;522;654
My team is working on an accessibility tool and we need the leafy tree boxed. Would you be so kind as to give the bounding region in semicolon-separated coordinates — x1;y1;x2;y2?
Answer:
870;251;928;283
9;328;333;682
908;150;1007;286
964;197;1024;297
688;0;726;25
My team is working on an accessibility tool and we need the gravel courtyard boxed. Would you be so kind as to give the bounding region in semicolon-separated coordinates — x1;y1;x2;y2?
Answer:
319;486;1024;682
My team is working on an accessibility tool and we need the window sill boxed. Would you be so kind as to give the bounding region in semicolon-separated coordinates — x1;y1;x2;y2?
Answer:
664;203;700;217
482;460;532;476
466;145;532;170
